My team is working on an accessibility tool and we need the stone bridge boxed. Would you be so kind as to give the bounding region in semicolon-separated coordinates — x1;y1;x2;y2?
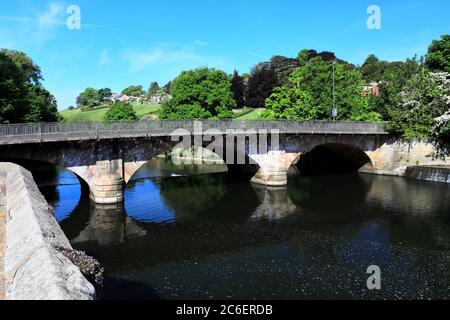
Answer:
0;120;447;204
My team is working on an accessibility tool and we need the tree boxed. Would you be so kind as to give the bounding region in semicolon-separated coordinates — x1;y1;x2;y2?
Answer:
297;49;354;69
23;84;60;122
270;55;300;86
0;51;27;123
231;70;245;108
98;88;112;100
368;57;423;119
246;62;277;108
147;82;160;97
389;71;450;139
122;85;145;97
360;54;389;82
263;86;314;119
163;81;172;94
284;56;376;121
104;102;138;121
76;87;101;110
426;34;450;73
159;67;236;120
0;49;59;123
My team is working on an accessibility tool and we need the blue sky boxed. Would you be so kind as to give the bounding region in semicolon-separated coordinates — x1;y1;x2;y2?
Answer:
1;0;449;109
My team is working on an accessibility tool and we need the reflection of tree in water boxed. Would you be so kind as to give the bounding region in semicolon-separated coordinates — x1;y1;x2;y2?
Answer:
156;174;229;220
287;173;374;226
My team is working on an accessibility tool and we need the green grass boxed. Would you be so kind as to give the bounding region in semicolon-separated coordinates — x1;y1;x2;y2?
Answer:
235;108;266;120
60;102;161;122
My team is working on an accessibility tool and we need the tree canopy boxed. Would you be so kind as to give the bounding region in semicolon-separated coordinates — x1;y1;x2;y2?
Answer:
104;102;138;121
0;49;59;123
147;82;160;96
426;34;450;73
122;85;145;97
159;67;235;119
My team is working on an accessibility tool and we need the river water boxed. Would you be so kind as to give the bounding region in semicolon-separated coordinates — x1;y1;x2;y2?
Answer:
30;158;450;300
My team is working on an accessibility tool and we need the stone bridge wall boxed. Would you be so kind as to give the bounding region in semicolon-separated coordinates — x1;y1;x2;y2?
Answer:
0;163;95;300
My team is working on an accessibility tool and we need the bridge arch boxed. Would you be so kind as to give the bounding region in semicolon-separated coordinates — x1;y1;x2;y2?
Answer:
290;143;375;176
124;145;261;184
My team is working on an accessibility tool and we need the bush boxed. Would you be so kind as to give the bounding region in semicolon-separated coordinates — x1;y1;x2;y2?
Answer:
104;102;137;121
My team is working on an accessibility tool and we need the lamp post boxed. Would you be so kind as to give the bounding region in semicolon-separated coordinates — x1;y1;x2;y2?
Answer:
331;61;337;121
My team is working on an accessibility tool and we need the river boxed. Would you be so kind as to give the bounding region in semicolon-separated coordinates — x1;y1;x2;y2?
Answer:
29;158;450;300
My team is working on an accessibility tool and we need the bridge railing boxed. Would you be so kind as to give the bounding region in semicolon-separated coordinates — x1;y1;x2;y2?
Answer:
0;120;389;143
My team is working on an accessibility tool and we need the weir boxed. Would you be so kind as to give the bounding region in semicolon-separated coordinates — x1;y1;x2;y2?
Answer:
404;165;450;184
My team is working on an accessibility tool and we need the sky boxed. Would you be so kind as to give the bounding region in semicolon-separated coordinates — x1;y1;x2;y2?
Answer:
0;0;449;109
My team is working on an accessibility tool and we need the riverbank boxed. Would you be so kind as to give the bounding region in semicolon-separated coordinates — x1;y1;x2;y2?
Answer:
0;163;96;300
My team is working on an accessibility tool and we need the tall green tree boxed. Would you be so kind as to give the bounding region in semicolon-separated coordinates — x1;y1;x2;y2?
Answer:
76;87;101;109
0;49;59;123
263;86;314;120
426;34;450;73
160;67;235;119
368;57;423;119
231;70;245;108
98;88;112;100
122;85;145;97
246;62;277;108
280;56;378;121
270;55;300;86
147;82;160;96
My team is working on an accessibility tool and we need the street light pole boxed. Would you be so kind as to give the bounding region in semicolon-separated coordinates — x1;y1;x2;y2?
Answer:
332;61;337;121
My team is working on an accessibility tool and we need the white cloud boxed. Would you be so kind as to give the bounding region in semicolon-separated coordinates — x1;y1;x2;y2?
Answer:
0;2;97;46
37;2;65;28
193;40;209;46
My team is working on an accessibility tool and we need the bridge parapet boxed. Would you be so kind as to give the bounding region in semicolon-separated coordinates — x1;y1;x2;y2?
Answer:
0;120;389;145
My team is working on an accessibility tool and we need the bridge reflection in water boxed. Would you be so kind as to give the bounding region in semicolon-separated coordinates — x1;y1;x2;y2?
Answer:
25;158;450;299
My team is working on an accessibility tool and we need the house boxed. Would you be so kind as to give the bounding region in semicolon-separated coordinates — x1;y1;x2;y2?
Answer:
362;83;380;97
149;92;171;104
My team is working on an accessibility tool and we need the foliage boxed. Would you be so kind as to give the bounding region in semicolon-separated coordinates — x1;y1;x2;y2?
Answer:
98;88;112;100
360;54;388;82
432;111;450;141
246;62;277;108
76;87;101;110
263;86;314;119
0;49;59;123
147;82;160;96
283;56;375;120
389;71;450;139
104;102;138;121
159;67;235;119
231;70;245;108
297;49;354;69
163;81;172;94
426;34;450;73
122;85;145;97
270;55;300;86
366;57;423;119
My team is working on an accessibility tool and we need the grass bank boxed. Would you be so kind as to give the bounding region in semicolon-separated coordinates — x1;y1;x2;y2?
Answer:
60;103;161;122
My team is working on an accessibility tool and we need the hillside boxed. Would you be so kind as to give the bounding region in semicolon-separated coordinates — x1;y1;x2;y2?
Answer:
60;103;161;122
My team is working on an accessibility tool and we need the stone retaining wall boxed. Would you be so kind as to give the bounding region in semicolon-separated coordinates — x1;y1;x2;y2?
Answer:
0;163;95;300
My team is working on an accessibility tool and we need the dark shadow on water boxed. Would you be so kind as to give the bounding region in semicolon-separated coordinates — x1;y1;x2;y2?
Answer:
100;277;161;300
